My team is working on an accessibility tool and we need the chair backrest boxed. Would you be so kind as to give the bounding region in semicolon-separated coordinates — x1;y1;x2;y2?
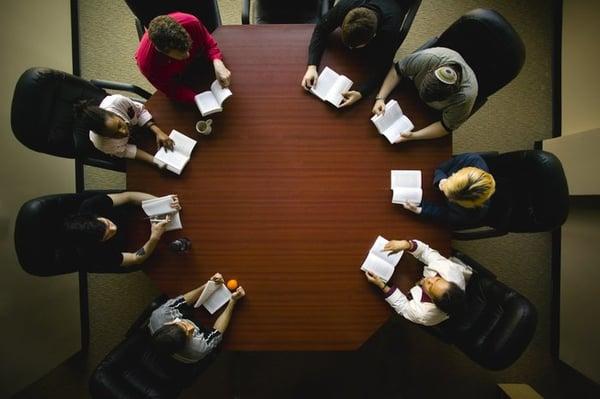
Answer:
434;9;526;101
485;150;569;232
14;193;99;276
398;0;422;45
11;67;106;159
124;0;222;33
254;0;326;24
428;256;537;370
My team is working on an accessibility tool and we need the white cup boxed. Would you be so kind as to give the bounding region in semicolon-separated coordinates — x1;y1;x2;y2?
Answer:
195;119;213;135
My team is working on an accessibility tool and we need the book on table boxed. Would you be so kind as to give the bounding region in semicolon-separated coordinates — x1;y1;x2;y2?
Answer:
390;170;422;205
193;280;232;314
194;80;233;116
371;100;414;144
310;66;353;108
153;130;197;175
360;236;404;283
141;194;182;231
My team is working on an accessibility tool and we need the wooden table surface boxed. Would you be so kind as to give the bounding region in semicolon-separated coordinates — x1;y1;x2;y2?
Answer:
126;25;451;351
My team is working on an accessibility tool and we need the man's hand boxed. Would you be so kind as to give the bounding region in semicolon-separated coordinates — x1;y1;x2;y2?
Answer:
339;91;362;108
213;59;231;87
210;273;224;285
383;240;411;254
170;195;181;211
301;65;318;90
402;202;422;214
155;130;174;151
372;99;386;115
231;286;245;301
365;271;386;289
150;215;170;240
393;130;413;144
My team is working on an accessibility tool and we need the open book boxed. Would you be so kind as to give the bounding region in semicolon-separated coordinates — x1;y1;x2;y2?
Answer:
310;66;353;108
194;80;233;116
141;194;182;231
391;170;422;205
154;130;197;175
371;100;414;144
360;236;404;283
193;281;232;314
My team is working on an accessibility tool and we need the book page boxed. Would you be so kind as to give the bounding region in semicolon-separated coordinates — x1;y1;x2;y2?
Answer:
387;115;415;140
326;75;353;107
360;253;395;283
202;284;232;314
210;80;233;105
392;187;423;204
194;280;217;308
391;170;422;189
310;66;338;101
194;91;221;116
371;235;403;266
141;195;182;231
169;130;197;158
154;148;189;174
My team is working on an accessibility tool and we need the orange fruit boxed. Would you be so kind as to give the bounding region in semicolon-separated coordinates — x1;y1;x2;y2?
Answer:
226;279;238;291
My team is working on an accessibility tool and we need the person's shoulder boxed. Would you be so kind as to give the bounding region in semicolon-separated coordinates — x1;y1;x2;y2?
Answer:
169;11;202;27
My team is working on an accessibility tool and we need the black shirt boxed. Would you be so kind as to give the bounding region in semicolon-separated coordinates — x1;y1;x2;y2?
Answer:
77;194;127;272
307;0;409;96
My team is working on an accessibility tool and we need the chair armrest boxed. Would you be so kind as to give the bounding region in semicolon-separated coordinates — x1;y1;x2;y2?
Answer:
451;250;496;279
135;17;144;41
242;0;250;24
126;294;169;337
452;227;507;240
81;156;127;173
320;0;333;17
398;0;422;45
90;79;152;100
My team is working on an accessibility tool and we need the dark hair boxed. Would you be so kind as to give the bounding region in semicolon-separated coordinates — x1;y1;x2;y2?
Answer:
63;213;106;246
419;63;463;102
151;324;187;356
341;7;378;48
433;282;466;316
73;100;112;136
148;15;192;53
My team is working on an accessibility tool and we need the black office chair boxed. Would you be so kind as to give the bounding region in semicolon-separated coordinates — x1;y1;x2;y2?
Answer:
90;295;217;399
242;0;332;24
423;250;537;370
453;150;569;240
11;67;151;175
14;191;120;276
415;8;526;114
124;0;222;40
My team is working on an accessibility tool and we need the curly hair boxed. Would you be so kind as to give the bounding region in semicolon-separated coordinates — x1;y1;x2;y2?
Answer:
148;15;192;53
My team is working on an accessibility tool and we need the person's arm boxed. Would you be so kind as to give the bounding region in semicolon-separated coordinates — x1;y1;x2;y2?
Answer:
107;191;156;206
355;32;400;99
418;201;449;224
394;121;450;143
307;1;354;67
409;240;449;266
121;217;169;267
213;286;245;333
181;273;224;304
372;65;401;115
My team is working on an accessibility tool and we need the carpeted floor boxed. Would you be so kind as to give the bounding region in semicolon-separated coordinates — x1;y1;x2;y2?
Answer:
15;1;593;398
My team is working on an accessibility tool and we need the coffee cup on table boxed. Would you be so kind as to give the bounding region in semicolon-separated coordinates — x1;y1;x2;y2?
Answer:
195;119;213;135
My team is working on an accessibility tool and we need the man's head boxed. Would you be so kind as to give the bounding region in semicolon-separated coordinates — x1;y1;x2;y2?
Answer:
441;167;496;208
148;15;192;60
63;214;117;245
421;276;466;316
419;63;463;102
151;319;195;355
341;7;378;49
74;101;129;138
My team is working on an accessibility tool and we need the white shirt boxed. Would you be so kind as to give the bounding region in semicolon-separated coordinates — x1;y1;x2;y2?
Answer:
385;240;473;326
89;94;153;159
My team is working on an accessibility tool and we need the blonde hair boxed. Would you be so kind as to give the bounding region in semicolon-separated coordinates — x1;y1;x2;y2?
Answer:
444;167;495;208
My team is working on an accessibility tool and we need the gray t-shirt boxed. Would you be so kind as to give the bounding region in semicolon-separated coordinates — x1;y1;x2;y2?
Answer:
395;47;478;131
149;295;222;363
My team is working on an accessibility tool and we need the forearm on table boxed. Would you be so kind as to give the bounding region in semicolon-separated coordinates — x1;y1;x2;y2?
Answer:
183;283;208;305
411;121;450;140
121;235;160;266
376;66;401;100
135;149;157;165
213;300;236;333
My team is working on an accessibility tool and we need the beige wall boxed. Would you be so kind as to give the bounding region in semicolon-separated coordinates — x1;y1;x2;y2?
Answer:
0;0;80;396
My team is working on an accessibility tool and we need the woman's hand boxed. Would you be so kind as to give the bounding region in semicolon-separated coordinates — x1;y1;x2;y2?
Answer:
365;271;386;289
383;240;411;254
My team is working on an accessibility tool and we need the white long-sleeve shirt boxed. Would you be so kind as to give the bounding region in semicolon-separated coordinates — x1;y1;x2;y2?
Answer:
384;240;472;326
89;94;153;159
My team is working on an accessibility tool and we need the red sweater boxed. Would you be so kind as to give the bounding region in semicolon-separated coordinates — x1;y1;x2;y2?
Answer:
135;12;223;103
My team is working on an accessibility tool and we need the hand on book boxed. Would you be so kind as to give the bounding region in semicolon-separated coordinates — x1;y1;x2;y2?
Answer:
372;99;386;115
231;286;245;302
210;273;224;285
213;59;231;87
393;130;413;144
150;215;170;239
402;202;422;214
365;271;386;289
156;131;175;152
383;240;411;254
301;65;318;90
339;90;362;108
170;195;181;211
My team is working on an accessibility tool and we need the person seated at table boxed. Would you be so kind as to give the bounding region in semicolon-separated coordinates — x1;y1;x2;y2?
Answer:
372;47;478;142
135;12;231;103
401;153;496;229
364;239;470;326
149;273;245;363
301;0;410;107
75;95;173;169
63;192;180;272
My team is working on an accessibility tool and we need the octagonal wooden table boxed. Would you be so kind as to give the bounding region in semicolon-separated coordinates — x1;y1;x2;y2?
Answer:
126;25;451;351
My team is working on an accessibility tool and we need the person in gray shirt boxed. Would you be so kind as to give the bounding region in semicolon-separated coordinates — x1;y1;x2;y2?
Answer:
149;273;245;363
372;47;478;142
